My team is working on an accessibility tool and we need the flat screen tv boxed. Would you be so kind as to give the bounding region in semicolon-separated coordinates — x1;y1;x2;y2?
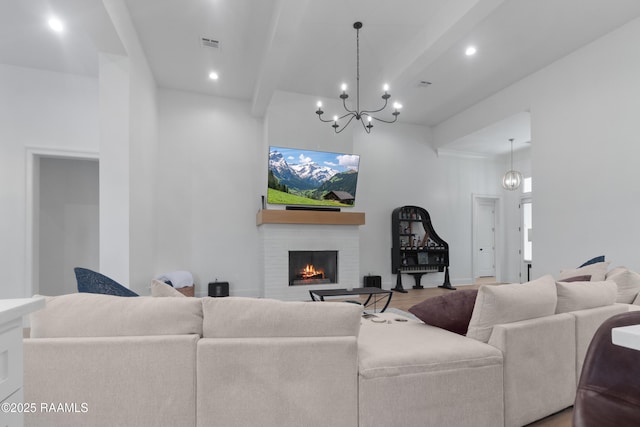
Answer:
267;146;360;208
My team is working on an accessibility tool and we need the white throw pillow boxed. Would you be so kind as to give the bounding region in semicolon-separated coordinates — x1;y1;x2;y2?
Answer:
605;267;640;304
151;279;186;297
558;261;610;282
466;275;557;343
555;280;617;313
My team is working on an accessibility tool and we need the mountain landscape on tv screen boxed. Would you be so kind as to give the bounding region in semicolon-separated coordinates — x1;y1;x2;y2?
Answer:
267;148;359;207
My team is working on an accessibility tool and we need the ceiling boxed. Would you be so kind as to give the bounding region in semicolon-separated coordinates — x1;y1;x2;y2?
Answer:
3;0;640;155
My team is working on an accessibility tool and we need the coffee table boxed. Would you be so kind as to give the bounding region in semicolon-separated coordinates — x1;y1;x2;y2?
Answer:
309;287;393;313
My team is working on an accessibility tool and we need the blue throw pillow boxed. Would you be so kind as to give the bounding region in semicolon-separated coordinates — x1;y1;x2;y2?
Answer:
74;267;138;297
578;256;605;268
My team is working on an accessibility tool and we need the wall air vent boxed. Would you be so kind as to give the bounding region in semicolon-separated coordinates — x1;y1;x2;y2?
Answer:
418;80;432;88
200;37;220;49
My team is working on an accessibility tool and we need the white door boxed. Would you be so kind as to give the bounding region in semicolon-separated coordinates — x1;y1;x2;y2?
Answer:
477;201;496;277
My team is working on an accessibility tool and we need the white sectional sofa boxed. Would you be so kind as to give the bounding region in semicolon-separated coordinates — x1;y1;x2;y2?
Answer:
361;271;635;427
23;294;362;427
22;270;638;427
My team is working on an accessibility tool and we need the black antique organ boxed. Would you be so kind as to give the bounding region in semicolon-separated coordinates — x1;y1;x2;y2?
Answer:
391;205;454;292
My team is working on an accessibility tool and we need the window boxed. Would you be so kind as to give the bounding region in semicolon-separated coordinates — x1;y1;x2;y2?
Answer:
523;176;532;193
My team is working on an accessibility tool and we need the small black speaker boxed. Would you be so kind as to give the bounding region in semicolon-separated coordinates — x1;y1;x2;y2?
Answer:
208;281;229;297
363;275;381;288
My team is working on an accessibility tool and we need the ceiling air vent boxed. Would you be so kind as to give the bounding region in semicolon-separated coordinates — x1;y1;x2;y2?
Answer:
200;37;220;49
418;80;432;88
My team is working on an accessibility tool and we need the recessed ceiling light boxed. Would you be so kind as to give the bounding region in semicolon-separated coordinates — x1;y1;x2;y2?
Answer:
48;17;64;33
465;46;477;56
209;71;219;80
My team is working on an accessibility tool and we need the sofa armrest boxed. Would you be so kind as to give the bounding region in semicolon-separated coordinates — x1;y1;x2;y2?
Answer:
24;335;198;427
570;303;630;380
488;313;575;427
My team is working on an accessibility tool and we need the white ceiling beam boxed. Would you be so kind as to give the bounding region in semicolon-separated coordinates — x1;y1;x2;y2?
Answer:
251;0;311;118
385;0;506;91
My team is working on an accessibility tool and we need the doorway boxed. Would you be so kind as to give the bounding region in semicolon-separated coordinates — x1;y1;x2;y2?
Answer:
27;149;99;296
520;196;532;282
473;195;501;283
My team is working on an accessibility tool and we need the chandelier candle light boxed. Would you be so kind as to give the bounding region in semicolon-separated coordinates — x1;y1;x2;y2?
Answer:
502;138;523;191
315;22;402;133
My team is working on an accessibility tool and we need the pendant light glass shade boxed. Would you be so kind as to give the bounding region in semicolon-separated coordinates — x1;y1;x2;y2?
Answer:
502;170;523;190
502;138;522;191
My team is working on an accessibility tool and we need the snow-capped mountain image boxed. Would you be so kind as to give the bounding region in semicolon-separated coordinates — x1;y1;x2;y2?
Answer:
269;150;339;189
290;159;337;186
267;146;360;206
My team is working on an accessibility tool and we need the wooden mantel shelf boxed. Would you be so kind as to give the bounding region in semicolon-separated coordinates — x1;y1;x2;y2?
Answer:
256;209;365;226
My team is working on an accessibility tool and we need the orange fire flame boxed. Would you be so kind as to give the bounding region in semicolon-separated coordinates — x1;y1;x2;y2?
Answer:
301;264;324;279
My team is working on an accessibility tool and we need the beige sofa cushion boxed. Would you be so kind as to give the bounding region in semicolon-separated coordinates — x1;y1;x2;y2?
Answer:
555;280;617;313
606;267;640;303
358;313;503;378
201;297;362;338
558;261;610;282
357;313;504;427
30;293;203;338
466;275;557;343
151;279;186;297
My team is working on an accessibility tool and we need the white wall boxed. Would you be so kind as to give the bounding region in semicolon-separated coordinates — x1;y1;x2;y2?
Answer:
0;0;158;297
500;145;532;283
102;0;159;294
98;52;131;286
38;158;99;295
353;124;502;287
118;0;159;293
153;88;503;297
435;16;640;279
0;64;99;298
156;89;263;296
266;91;502;289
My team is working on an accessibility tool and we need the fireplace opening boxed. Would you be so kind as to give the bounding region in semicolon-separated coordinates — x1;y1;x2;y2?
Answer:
289;251;338;286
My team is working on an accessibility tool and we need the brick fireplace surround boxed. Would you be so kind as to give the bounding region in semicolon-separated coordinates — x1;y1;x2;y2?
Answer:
257;210;365;301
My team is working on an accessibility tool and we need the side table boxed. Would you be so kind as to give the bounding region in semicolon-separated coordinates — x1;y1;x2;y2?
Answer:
309;287;393;312
612;324;640;351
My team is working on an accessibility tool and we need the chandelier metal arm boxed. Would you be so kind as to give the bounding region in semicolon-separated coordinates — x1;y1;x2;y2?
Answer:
342;97;358;115
316;111;334;123
366;114;399;125
360;97;389;116
317;110;355;123
334;114;358;133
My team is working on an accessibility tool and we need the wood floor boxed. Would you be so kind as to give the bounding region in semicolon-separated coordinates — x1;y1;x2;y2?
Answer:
358;280;573;427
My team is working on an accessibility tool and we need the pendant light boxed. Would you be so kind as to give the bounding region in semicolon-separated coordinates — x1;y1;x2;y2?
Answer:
502;138;522;191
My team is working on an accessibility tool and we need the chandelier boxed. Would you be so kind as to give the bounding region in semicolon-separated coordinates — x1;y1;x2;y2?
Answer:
315;21;402;134
502;138;523;190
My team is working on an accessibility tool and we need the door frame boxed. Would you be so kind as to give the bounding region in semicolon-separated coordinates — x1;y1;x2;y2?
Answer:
25;147;99;297
520;196;533;282
472;194;502;283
